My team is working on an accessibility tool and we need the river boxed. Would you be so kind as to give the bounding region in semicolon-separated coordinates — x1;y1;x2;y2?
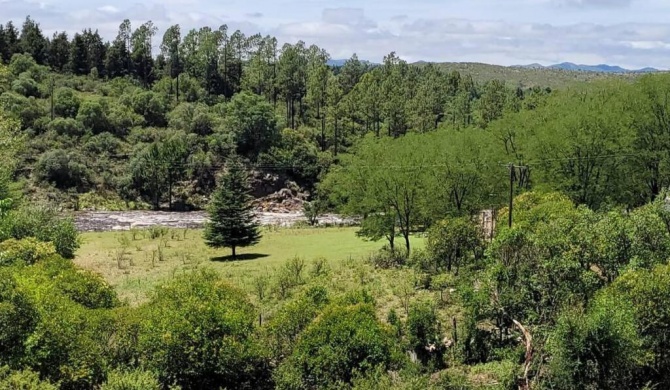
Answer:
73;210;354;232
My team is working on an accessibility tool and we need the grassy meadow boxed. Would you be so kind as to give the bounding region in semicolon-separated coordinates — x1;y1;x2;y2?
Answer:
75;226;427;309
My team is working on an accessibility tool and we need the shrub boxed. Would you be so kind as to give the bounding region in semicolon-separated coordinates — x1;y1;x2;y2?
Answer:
100;369;161;390
284;256;306;285
0;366;57;390
34;149;91;191
407;301;444;367
77;98;109;133
12;75;40;98
426;217;483;273
547;293;641;390
9;53;37;76
139;270;270;389
264;293;325;361
53;87;81;118
1;205;79;259
368;245;406;269
24;256;119;309
0;237;57;266
310;257;330;277
0;91;45;130
0;269;39;366
275;303;399;389
47;117;85;137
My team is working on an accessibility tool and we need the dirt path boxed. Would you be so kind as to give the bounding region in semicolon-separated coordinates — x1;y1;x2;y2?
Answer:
73;210;354;232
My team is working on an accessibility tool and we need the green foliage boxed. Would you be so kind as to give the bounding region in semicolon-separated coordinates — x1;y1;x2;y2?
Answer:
426;217;483;273
547;293;642;390
130;91;167;127
204;156;261;257
9;53;37;76
0;366;57;390
608;264;670;387
11;75;40;98
138;269;269;389
368;245;407;269
53;87;81;118
0;204;79;259
0;269;38;367
407;300;444;366
17;256;119;309
47;117;86;137
77;98;109;133
100;369;162;390
22;292;108;388
34;149;91;190
0;91;44;130
264;288;328;361
0;238;56;266
225;91;278;158
275;303;399;389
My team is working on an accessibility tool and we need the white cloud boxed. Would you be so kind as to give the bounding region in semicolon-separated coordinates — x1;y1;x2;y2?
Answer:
97;5;118;13
2;0;670;69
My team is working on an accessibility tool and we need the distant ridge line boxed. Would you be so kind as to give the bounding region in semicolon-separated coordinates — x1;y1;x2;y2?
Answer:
326;58;660;73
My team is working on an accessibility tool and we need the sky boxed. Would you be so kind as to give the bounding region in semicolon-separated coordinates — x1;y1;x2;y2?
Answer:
2;0;670;69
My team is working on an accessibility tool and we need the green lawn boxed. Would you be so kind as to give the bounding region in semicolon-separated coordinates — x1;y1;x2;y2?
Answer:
75;226;425;305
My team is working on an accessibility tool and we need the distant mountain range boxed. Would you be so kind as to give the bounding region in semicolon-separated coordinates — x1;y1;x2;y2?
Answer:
327;58;659;74
514;62;659;73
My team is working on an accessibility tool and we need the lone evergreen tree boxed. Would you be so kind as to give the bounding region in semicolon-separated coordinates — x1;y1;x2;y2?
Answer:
204;156;261;258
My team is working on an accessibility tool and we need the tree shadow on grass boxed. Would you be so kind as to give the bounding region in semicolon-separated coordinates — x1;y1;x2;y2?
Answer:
210;253;270;262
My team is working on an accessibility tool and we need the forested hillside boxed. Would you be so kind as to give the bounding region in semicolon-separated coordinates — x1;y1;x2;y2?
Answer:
0;16;554;209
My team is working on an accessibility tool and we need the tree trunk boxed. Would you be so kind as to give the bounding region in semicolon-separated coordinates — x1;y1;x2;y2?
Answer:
321;115;326;152
232;246;236;259
168;170;173;211
404;232;410;257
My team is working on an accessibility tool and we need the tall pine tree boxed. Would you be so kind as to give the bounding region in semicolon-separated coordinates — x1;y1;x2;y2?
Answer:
204;156;261;258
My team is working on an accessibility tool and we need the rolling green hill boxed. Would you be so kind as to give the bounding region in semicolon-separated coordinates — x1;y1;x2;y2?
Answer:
422;61;647;89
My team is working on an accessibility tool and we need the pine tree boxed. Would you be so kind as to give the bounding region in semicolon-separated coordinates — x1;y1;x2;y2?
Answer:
204;156;261;258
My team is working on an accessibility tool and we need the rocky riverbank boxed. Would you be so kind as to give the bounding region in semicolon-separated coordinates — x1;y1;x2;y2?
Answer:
73;210;355;232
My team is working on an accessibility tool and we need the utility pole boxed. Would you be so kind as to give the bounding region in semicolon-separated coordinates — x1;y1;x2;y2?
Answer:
50;76;55;121
508;163;514;228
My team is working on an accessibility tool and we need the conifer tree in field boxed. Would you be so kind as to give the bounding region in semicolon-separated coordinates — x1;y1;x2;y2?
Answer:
204;156;261;258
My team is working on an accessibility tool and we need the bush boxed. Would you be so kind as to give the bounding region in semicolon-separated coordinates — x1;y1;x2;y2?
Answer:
275;303;399;389
22;256;119;309
47;117;86;137
34;149;91;191
407;301;444;367
21;293;107;389
0;366;57;390
264;287;329;360
77;98;109;133
9;53;37;76
0;269;38;366
547;293;641;390
139;270;270;389
11;75;40;98
83;132;123;155
100;369;161;390
0;238;56;266
1;205;79;259
54;87;81;118
368;245;406;269
426;217;483;273
0;92;45;130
